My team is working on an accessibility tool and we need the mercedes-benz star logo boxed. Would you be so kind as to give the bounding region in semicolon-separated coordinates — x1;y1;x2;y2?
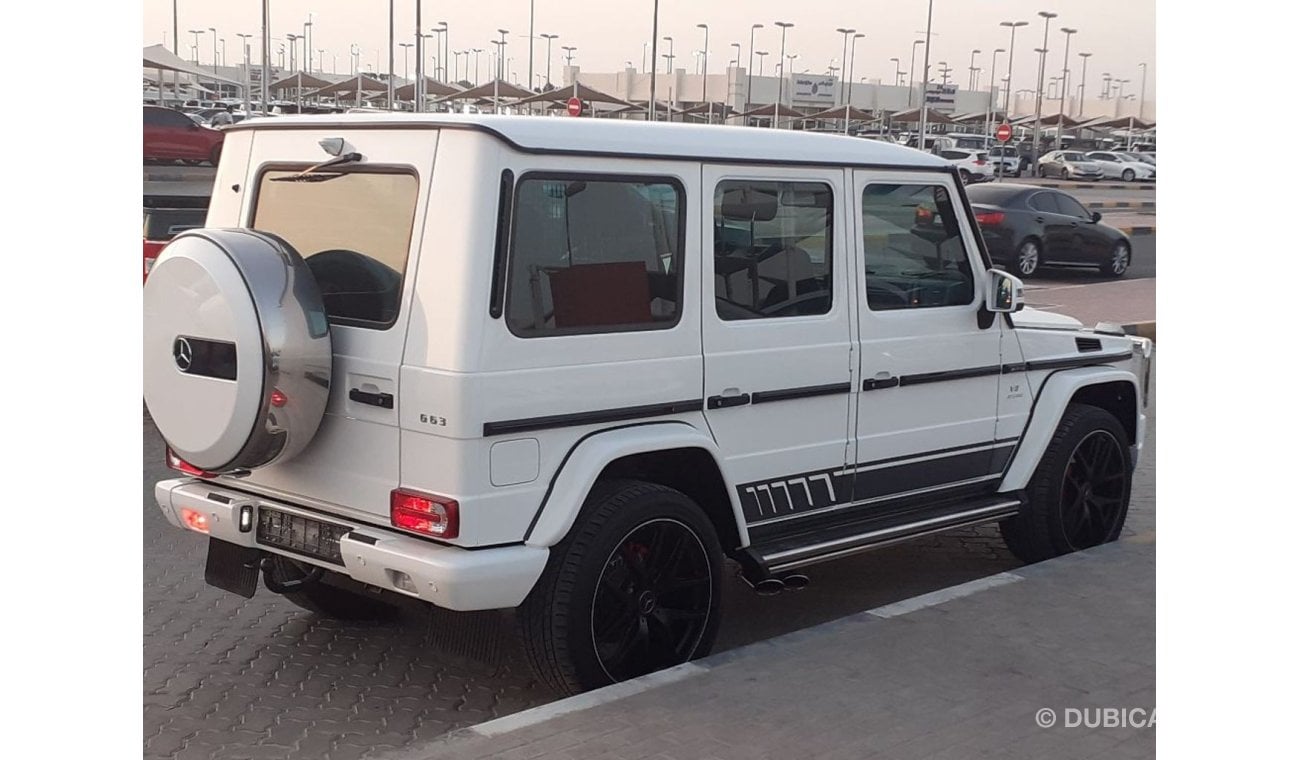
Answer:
173;337;194;372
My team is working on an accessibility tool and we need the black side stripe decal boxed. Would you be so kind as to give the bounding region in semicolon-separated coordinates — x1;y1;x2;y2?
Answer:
1004;351;1132;373
751;382;852;404
899;365;1002;386
483;399;704;437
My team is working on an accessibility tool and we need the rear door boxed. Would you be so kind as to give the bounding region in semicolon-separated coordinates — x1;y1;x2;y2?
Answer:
701;164;853;529
232;129;438;524
1054;191;1110;261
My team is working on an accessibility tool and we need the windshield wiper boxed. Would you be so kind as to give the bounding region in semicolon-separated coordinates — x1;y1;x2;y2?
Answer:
271;152;364;183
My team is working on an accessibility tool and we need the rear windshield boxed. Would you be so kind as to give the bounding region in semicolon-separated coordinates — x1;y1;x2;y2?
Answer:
252;169;418;329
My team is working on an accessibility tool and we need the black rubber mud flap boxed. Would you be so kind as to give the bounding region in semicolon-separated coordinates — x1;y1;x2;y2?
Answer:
204;538;263;599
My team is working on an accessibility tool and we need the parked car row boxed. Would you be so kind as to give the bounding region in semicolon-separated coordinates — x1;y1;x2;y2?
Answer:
1037;150;1154;182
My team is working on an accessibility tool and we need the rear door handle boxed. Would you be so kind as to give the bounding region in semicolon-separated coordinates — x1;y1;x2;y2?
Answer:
707;392;751;410
349;389;394;409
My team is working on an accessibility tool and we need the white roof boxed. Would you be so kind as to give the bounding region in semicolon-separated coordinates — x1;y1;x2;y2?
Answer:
231;113;947;169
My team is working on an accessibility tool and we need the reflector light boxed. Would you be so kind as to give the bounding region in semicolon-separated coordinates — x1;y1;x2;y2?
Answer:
270;389;288;407
166;448;218;478
180;507;210;534
390;489;460;538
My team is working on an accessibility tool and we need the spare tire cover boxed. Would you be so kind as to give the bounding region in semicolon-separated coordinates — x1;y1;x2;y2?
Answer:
143;229;331;472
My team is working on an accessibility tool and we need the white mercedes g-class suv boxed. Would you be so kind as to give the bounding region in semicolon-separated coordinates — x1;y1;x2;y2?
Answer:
144;114;1151;695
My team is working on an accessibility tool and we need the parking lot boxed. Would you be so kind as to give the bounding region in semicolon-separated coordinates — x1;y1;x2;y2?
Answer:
144;156;1156;759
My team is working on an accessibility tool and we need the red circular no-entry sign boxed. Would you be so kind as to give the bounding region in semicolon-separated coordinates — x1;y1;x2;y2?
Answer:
996;123;1013;143
567;96;583;117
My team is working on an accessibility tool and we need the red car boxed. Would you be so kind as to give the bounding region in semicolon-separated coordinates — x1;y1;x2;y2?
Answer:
144;106;224;166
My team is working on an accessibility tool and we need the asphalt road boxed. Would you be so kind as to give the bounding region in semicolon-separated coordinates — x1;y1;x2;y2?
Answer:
144;360;1157;759
1029;233;1157;283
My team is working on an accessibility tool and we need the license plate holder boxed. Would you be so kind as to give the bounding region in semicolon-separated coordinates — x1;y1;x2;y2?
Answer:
256;507;348;566
204;538;262;598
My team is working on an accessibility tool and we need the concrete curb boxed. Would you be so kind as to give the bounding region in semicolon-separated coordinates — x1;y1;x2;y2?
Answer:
381;571;1028;759
1028;181;1156;191
1124;321;1156;342
1088;200;1156;210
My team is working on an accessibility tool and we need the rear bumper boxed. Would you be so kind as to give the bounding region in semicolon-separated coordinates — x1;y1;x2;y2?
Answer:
154;478;548;611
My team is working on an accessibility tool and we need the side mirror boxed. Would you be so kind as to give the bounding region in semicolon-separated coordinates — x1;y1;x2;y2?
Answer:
986;269;1024;313
1091;211;1102;223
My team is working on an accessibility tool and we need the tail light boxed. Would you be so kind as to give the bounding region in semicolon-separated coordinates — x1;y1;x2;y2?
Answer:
391;489;460;539
143;240;166;284
974;211;1005;226
975;158;986;165
166;447;219;478
914;207;934;225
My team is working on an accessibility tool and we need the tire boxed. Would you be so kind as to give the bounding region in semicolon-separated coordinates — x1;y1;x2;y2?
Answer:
1121;168;1135;182
520;479;724;696
1014;238;1042;278
267;556;400;620
209;144;222;167
959;169;971;185
1101;239;1131;278
999;404;1132;564
1038;165;1048;178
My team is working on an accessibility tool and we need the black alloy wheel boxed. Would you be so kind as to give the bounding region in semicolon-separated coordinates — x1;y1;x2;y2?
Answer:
1102;240;1131;278
1058;430;1129;550
590;518;713;683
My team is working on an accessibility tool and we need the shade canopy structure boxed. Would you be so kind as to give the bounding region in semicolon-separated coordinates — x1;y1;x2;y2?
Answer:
143;44;242;85
1078;115;1155;131
393;78;464;100
888;107;954;125
435;79;536;102
1008;112;1081;128
951;110;1006;125
268;72;334;92
736;103;811;119
307;75;388;97
675;102;738;118
513;81;632;107
803;105;877;122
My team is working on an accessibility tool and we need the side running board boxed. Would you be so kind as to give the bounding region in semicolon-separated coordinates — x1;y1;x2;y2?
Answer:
738;495;1023;582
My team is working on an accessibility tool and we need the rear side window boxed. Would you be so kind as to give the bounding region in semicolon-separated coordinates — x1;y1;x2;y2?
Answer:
253;169;418;329
713;180;834;320
861;183;974;311
505;174;683;337
1028;192;1061;214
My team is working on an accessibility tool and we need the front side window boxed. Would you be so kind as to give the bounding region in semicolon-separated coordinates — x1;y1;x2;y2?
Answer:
713;180;834;320
861;183;975;311
505;175;683;337
1056;194;1091;219
253;169;418;328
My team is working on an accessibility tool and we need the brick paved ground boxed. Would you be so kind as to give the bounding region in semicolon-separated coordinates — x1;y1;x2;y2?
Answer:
399;542;1155;760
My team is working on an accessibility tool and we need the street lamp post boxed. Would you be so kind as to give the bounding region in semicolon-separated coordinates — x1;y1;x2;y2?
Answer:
1076;52;1092;117
1138;61;1147;122
938;62;950;86
387;1;395;109
698;24;710;120
189;29;204;65
909;39;923;107
472;48;483;86
969;49;981;90
287;34;299;72
1056;27;1076;147
540;33;558;88
304;19;312;73
747;23;763;108
437;22;449;81
527;0;535;91
414;0;423;112
663;36;674;73
236;33;253;114
987;48;1004;147
562;45;576;66
847;33;863;106
1030;11;1058;173
209;27;217;69
755;51;768;77
258;2;269;114
649;0;661;122
836;28;856;105
918;0;935;148
999;20;1029;119
774;21;793;129
400;43;413;82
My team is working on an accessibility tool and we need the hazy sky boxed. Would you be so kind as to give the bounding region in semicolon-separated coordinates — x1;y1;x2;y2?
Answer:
144;1;1154;99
